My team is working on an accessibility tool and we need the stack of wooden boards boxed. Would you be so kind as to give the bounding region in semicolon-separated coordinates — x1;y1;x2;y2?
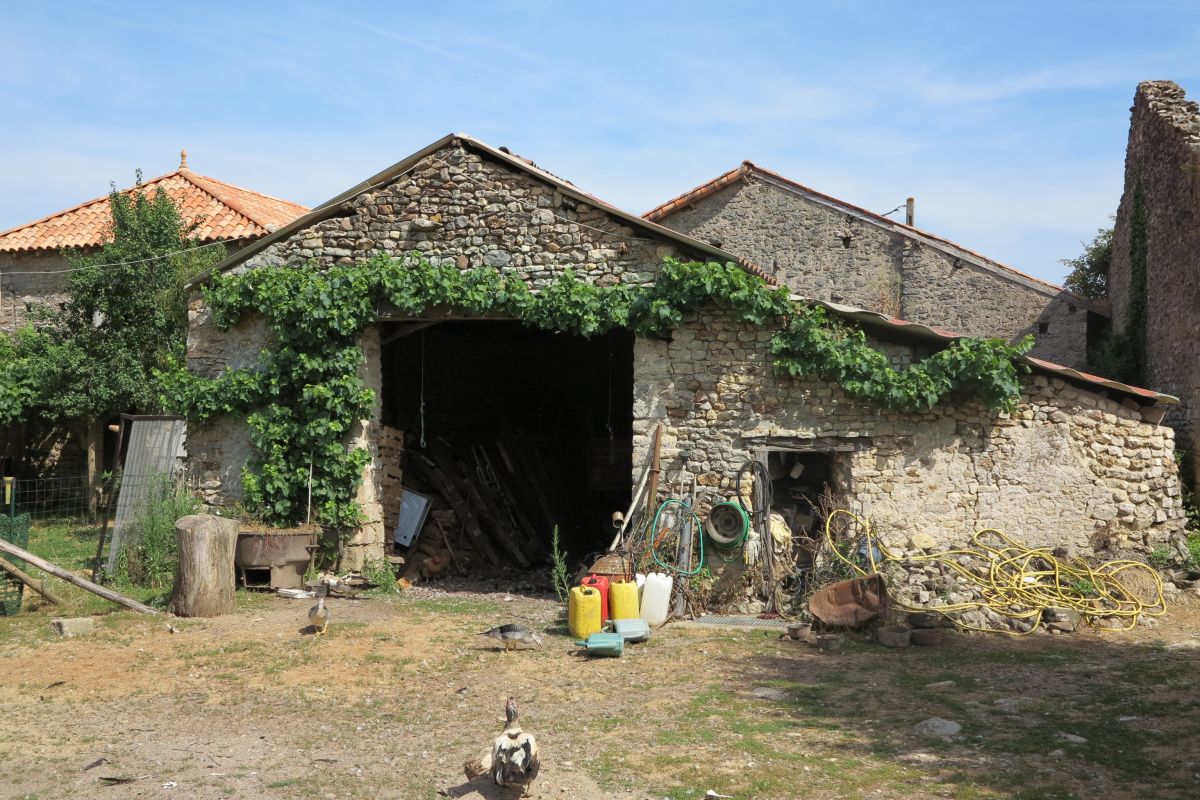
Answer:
398;430;572;575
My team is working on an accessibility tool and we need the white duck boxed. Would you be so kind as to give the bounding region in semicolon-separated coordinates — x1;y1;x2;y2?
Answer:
464;697;540;796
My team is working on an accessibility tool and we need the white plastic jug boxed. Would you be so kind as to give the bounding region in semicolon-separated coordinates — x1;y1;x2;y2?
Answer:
640;572;672;627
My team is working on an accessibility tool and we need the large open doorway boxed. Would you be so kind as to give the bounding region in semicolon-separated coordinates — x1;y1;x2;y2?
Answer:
378;321;634;578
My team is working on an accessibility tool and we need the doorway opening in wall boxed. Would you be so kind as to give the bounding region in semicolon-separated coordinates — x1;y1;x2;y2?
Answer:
378;320;634;583
748;440;855;599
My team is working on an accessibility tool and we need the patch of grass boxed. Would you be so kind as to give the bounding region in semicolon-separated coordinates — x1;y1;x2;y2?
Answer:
111;476;201;589
26;520;101;573
402;595;504;616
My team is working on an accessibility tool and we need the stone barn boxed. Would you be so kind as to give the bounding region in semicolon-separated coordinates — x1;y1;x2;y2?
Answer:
184;134;1187;591
645;162;1106;369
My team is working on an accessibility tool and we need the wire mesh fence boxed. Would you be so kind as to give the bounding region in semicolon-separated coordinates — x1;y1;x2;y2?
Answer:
2;474;118;599
6;475;114;525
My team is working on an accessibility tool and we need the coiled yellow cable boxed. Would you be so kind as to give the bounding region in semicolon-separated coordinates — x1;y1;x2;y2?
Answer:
821;509;1166;635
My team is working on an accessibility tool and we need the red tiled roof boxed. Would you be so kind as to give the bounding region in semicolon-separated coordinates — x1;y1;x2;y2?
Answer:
644;161;1092;305
0;154;309;254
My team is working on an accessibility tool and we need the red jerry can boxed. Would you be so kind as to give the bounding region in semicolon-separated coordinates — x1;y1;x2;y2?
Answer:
581;574;610;622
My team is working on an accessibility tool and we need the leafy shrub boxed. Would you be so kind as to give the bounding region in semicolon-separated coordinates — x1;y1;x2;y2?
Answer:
113;475;200;589
1147;547;1173;570
361;556;398;593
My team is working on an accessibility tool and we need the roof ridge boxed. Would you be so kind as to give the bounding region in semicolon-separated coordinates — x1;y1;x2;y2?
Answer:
177;170;261;231
0;170;178;242
644;161;1095;306
183;171;310;216
742;162;1070;296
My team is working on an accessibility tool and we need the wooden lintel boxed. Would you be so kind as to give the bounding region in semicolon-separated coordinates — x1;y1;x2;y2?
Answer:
747;436;870;453
380;321;440;347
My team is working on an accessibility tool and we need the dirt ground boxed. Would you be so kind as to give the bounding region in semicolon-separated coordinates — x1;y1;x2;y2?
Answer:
2;584;1199;800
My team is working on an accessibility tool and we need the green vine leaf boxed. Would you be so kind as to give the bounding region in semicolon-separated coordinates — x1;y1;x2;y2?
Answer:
164;252;1032;530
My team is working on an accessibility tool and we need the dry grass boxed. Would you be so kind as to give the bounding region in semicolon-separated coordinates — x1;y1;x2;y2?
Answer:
1;584;1198;799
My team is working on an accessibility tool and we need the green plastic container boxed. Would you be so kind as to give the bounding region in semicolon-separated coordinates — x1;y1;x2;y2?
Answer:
575;631;624;657
0;514;31;616
607;617;650;643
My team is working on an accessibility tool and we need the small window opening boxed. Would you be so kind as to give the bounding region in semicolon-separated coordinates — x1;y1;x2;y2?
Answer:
1038;322;1050;334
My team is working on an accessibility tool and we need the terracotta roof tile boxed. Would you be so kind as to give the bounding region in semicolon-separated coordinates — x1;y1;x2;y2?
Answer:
0;160;308;254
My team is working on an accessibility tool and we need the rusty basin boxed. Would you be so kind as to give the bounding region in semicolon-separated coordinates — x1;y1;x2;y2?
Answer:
235;529;317;590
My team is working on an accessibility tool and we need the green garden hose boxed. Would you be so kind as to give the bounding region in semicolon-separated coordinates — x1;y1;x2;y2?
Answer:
704;500;750;562
647;498;704;576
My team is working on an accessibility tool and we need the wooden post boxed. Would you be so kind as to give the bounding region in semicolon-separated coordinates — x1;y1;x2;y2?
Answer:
168;515;238;617
84;417;102;515
645;423;663;517
0;537;159;615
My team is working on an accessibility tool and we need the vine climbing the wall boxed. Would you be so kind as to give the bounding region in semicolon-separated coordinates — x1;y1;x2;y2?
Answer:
1126;181;1149;386
162;254;1032;529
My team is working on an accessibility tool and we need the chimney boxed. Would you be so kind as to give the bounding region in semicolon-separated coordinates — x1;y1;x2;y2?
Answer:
905;197;915;227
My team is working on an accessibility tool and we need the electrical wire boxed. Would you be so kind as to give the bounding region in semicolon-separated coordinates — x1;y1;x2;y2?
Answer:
0;236;242;276
820;509;1166;635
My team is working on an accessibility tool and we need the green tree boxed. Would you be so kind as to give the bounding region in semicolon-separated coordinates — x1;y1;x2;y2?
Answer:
1;175;224;424
1061;223;1113;300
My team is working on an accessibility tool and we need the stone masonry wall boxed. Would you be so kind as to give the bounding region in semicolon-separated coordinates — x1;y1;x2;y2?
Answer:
0;251;70;332
186;139;706;566
656;177;1093;368
188;136;1183;578
633;307;1186;561
1110;80;1200;478
234;142;679;291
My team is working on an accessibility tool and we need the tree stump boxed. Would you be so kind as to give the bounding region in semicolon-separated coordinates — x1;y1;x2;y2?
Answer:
169;514;238;617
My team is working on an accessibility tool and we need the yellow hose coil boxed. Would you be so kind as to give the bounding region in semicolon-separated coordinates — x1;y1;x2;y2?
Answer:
822;509;1166;635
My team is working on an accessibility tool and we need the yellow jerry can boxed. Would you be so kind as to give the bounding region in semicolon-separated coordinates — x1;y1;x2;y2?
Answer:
608;580;640;620
568;585;602;639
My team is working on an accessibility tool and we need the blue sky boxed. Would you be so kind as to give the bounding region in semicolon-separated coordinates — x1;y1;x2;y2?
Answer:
3;1;1200;284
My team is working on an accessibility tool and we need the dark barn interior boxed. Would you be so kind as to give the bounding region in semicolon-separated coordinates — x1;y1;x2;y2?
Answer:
378;321;634;578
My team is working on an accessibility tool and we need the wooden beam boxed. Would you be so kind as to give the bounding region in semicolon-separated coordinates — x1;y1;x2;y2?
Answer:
379;321;440;347
0;555;64;606
0;537;160;615
645;423;663;518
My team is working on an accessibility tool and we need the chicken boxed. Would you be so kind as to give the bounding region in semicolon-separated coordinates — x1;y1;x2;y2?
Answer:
478;623;543;652
308;597;330;635
463;697;540;796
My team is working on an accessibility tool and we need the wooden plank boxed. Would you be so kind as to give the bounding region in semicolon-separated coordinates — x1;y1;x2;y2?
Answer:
413;454;500;567
646;422;663;518
472;446;540;562
496;434;558;539
430;442;528;568
483;443;549;556
0;538;159;615
0;555;64;606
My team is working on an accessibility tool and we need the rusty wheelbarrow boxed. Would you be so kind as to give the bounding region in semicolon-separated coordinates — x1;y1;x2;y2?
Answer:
809;574;888;628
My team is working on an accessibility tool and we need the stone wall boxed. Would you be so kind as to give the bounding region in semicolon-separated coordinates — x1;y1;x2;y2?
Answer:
186;139;708;566
654;176;1095;368
0;251;69;332
1110;80;1200;476
187;136;1183;581
633;307;1185;559
235;142;679;291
